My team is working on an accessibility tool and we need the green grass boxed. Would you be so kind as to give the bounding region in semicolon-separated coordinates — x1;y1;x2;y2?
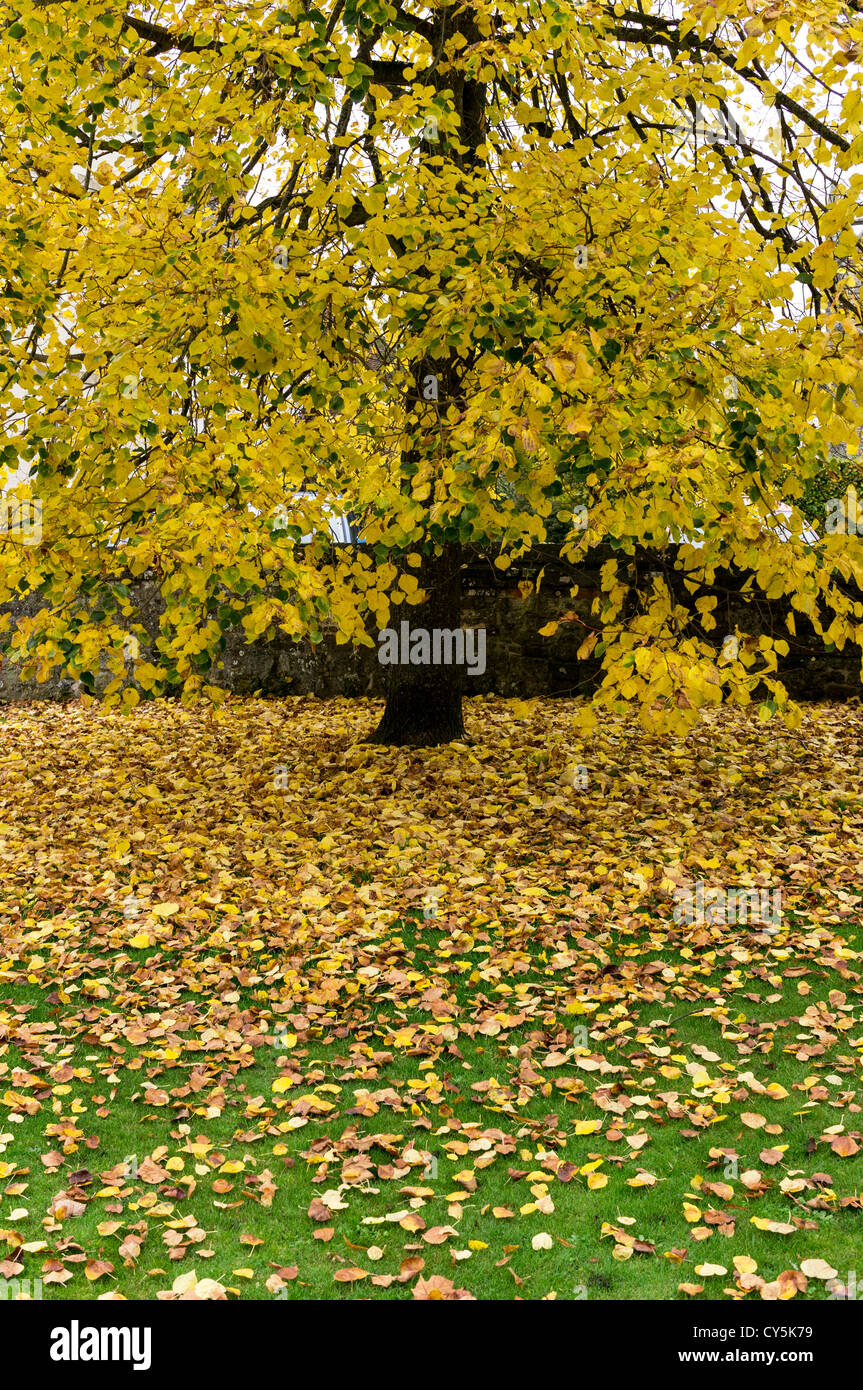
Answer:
2;913;861;1302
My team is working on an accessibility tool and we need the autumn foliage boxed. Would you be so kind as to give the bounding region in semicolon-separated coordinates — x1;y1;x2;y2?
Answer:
0;1;862;739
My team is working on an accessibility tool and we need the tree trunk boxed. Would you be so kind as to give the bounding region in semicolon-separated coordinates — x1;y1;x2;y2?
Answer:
369;5;485;747
369;544;465;745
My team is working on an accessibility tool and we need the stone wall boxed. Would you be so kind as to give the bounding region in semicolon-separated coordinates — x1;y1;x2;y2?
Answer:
1;543;860;702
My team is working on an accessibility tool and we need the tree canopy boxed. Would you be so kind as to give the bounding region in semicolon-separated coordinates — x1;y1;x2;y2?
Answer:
2;0;863;737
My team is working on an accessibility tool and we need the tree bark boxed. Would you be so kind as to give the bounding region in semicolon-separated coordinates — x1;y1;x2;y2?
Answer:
369;5;485;746
369;544;466;745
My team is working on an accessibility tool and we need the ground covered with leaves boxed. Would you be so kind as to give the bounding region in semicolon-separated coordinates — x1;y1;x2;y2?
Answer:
0;696;861;1301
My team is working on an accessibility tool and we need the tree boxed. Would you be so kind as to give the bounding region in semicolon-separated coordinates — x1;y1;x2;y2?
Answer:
1;1;863;742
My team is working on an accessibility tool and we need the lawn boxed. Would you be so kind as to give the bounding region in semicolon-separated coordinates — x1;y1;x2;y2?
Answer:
0;695;861;1301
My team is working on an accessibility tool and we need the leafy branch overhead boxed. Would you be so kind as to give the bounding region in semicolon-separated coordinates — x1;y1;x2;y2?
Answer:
0;0;862;739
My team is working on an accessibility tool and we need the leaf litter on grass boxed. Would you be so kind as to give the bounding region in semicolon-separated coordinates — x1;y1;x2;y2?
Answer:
0;697;861;1300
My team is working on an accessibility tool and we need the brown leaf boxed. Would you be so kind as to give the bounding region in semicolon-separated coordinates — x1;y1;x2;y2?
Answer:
413;1275;475;1301
829;1134;859;1157
49;1194;86;1219
307;1198;333;1223
137;1157;169;1185
398;1256;425;1282
422;1225;457;1245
